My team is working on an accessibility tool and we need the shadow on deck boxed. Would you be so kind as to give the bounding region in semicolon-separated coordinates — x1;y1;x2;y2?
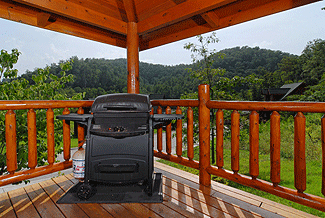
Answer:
0;162;316;218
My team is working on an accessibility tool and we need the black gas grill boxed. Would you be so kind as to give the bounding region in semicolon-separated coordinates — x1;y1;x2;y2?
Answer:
57;93;183;203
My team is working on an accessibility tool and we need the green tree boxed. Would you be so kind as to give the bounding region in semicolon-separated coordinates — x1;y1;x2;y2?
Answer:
183;33;262;163
0;49;83;177
0;49;21;81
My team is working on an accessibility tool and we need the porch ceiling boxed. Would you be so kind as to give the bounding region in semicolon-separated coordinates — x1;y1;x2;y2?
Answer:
0;0;320;51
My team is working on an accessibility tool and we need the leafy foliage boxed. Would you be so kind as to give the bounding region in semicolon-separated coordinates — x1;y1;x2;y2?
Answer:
0;52;83;177
0;49;21;81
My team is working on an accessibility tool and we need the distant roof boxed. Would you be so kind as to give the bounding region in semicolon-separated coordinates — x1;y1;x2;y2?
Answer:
280;82;305;100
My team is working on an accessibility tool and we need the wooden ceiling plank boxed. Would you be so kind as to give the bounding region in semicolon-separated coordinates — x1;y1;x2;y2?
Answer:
136;0;175;22
0;0;127;48
215;0;320;28
68;0;127;22
137;0;237;34
13;0;127;34
140;0;319;50
122;0;137;22
201;11;219;29
37;12;51;27
140;17;211;50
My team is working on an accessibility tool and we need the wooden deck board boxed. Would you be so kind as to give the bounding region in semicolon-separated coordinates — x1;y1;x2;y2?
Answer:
0;161;318;218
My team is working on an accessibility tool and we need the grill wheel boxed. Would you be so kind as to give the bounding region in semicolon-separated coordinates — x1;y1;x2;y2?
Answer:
77;183;95;200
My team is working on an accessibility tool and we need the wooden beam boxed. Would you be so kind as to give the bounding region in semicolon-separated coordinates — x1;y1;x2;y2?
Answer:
137;0;236;34
13;0;127;34
0;0;127;48
36;12;50;27
122;0;137;22
201;11;219;29
127;22;139;94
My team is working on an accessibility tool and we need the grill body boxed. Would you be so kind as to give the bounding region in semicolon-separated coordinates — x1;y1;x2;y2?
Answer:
86;93;153;185
56;93;183;201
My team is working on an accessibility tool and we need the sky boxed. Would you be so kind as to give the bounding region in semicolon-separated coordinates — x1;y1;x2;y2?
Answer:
0;1;324;75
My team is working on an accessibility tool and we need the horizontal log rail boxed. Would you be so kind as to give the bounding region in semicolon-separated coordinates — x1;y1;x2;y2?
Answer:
1;85;325;212
0;100;93;186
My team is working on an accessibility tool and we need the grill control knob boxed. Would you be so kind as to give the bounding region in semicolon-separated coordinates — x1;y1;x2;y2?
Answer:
120;127;124;132
114;127;119;132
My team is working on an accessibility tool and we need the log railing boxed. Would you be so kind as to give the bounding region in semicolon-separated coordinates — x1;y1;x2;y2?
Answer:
0;84;325;211
0;100;93;186
151;84;325;212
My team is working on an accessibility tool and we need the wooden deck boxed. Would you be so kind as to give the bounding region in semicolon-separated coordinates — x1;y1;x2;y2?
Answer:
0;162;317;218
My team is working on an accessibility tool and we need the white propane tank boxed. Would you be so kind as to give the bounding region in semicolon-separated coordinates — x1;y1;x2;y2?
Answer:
72;142;85;180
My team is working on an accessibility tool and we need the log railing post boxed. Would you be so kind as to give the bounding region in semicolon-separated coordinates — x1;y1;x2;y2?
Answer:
166;106;172;155
249;111;259;179
198;84;211;186
187;107;194;160
62;107;71;161
176;106;182;157
231;110;240;174
46;108;55;165
321;115;325;196
77;107;85;147
157;106;163;153
294;112;306;193
5;110;17;174
270;111;281;186
216;109;224;168
27;109;37;169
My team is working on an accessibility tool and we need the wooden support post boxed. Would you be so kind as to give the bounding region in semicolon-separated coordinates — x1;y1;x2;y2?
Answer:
127;22;139;94
198;84;211;186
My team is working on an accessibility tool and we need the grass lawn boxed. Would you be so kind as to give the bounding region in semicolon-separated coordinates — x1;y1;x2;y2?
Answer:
158;147;325;217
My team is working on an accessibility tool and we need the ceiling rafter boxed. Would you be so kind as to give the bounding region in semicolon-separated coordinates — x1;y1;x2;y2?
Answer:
0;0;126;47
122;0;137;22
13;0;127;34
137;0;237;34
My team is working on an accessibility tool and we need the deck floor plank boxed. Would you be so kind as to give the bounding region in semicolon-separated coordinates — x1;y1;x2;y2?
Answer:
7;187;41;218
120;203;162;218
24;183;65;218
100;203;138;218
1;161;318;218
38;178;89;218
163;178;233;218
163;176;261;218
0;192;16;218
52;175;115;218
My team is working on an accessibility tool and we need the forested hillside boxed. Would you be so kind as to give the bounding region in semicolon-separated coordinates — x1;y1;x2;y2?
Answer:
19;39;325;101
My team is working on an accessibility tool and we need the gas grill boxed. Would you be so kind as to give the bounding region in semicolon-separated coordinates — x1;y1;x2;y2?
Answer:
57;93;183;203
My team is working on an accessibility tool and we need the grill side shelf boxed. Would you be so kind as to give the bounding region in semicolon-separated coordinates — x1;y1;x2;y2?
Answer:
152;114;183;129
56;113;93;126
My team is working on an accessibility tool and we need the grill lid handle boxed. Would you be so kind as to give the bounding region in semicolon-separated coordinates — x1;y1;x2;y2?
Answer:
103;105;137;111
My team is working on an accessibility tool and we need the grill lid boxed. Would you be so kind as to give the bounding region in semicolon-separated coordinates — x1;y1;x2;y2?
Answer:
91;93;151;113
